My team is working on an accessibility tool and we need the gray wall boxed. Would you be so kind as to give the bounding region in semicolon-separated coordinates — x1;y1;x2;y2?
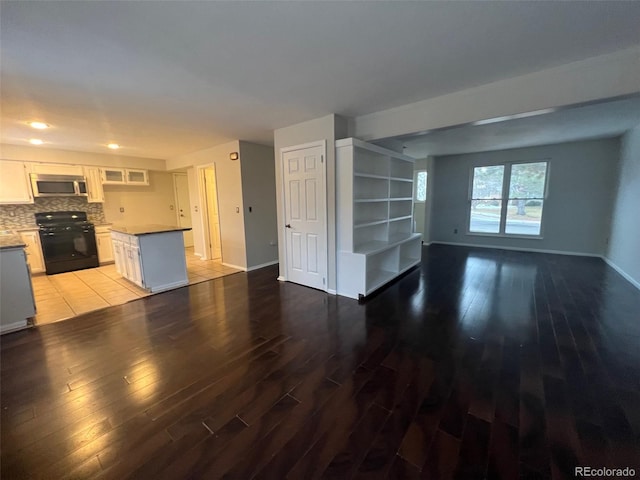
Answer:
607;126;640;287
431;138;620;255
239;141;278;269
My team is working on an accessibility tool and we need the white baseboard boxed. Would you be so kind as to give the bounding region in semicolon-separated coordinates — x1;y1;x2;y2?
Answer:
246;260;279;272
222;262;247;271
430;241;602;258
601;256;640;290
327;288;337;295
0;320;29;335
430;241;640;290
277;276;286;282
150;280;189;293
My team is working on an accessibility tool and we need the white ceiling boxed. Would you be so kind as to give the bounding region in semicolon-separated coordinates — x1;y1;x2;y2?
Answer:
399;95;640;158
2;1;640;160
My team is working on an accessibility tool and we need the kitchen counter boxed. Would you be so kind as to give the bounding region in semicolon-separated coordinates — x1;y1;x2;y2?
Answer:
0;232;26;250
110;224;191;236
111;227;189;293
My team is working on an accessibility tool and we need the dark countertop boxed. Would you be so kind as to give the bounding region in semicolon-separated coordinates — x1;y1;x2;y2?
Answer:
110;225;192;236
0;233;26;250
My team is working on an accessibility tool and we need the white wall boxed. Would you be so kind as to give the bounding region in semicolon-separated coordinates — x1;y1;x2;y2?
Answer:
273;114;346;291
239;142;278;269
0;143;166;170
103;171;177;226
168;141;248;269
430;138;620;255
606;126;640;288
353;47;640;142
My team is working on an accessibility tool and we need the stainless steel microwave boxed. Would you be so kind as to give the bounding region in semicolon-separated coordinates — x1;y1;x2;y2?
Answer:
30;174;88;197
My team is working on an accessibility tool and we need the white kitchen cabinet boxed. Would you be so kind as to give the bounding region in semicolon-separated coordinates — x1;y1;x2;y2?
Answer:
101;167;149;185
0;161;34;204
95;226;114;263
101;167;125;184
336;138;421;299
111;228;188;292
19;231;45;274
124;243;144;287
84;167;105;203
125;169;149;185
112;239;125;274
31;163;83;176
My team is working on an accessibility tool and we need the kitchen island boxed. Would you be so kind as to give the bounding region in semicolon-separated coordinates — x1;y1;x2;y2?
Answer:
0;232;35;334
110;225;192;293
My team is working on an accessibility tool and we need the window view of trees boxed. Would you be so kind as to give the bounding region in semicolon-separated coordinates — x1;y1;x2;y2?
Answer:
469;161;548;236
415;171;427;202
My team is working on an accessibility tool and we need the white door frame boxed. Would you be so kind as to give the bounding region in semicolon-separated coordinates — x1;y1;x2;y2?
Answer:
196;164;222;261
172;172;194;248
279;140;328;292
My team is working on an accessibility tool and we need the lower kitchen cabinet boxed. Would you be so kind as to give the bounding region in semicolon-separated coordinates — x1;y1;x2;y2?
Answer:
19;231;45;274
111;228;188;292
95;226;114;263
0;244;35;334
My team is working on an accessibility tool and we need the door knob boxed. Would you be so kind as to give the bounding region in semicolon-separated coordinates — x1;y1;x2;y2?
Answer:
285;224;291;228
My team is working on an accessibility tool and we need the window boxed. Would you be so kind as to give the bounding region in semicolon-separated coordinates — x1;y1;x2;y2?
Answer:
414;170;427;202
469;161;548;236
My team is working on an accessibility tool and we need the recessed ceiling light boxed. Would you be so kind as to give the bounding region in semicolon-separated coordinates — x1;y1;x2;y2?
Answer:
107;143;120;150
29;138;44;145
28;121;50;130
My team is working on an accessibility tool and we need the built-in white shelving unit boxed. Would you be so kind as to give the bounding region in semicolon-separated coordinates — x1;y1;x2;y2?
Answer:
336;138;421;299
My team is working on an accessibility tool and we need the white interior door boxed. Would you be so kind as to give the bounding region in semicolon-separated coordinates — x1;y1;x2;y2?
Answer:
174;174;194;247
204;167;222;260
282;144;327;290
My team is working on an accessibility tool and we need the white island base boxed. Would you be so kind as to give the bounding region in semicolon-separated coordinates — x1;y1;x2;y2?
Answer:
111;226;190;293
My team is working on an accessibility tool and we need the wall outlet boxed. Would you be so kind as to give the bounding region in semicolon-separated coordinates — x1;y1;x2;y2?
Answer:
236;207;240;213
454;228;458;234
269;240;277;246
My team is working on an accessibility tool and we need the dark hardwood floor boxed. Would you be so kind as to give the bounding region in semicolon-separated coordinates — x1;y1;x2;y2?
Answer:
1;244;639;479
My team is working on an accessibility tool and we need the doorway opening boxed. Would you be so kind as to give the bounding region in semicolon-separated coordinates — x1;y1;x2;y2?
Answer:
200;165;223;261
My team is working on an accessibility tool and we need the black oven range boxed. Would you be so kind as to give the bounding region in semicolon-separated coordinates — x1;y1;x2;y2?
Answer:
36;211;99;275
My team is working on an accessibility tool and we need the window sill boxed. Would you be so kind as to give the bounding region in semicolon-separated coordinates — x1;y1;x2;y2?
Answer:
466;232;543;240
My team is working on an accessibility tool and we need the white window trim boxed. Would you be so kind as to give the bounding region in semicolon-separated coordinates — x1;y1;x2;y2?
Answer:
466;159;550;239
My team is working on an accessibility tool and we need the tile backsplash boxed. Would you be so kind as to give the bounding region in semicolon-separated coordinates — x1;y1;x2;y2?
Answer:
0;198;106;228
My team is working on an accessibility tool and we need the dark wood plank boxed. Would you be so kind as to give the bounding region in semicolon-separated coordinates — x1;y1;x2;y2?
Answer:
2;246;639;479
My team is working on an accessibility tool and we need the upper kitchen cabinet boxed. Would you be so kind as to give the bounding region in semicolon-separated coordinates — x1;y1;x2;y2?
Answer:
83;167;105;203
0;161;34;204
31;163;84;176
125;169;149;185
101;167;125;184
101;167;149;185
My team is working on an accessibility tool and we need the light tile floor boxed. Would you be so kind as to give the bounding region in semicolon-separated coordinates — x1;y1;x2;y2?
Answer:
32;248;240;325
